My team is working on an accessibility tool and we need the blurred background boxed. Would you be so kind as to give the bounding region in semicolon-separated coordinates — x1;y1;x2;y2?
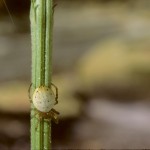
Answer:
1;0;150;149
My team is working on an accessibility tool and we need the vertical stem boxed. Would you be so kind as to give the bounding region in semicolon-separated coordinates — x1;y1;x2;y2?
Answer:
44;0;54;148
30;0;54;149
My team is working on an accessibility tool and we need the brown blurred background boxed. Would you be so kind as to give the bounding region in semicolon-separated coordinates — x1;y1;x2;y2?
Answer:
1;0;150;149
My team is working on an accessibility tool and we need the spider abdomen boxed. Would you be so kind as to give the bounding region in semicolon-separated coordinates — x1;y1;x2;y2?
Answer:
33;86;56;112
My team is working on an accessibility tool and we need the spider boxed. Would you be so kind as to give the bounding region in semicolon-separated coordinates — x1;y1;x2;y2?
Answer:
28;83;59;127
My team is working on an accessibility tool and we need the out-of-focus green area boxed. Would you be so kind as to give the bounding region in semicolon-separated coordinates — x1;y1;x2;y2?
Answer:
1;0;150;149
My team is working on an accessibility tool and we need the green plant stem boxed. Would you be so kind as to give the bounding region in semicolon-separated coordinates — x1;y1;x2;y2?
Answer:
30;0;54;149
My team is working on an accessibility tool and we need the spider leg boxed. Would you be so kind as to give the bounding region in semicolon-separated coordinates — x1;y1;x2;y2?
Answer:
28;83;33;103
35;116;42;131
36;117;50;131
30;108;38;119
51;108;60;115
52;116;59;124
50;109;59;124
30;109;40;131
43;119;51;134
44;118;51;126
51;82;58;104
52;3;57;15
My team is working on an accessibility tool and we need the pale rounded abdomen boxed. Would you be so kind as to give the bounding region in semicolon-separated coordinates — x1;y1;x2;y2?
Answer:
33;86;56;112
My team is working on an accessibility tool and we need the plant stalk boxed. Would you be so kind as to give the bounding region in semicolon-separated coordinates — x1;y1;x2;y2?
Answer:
30;0;54;149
